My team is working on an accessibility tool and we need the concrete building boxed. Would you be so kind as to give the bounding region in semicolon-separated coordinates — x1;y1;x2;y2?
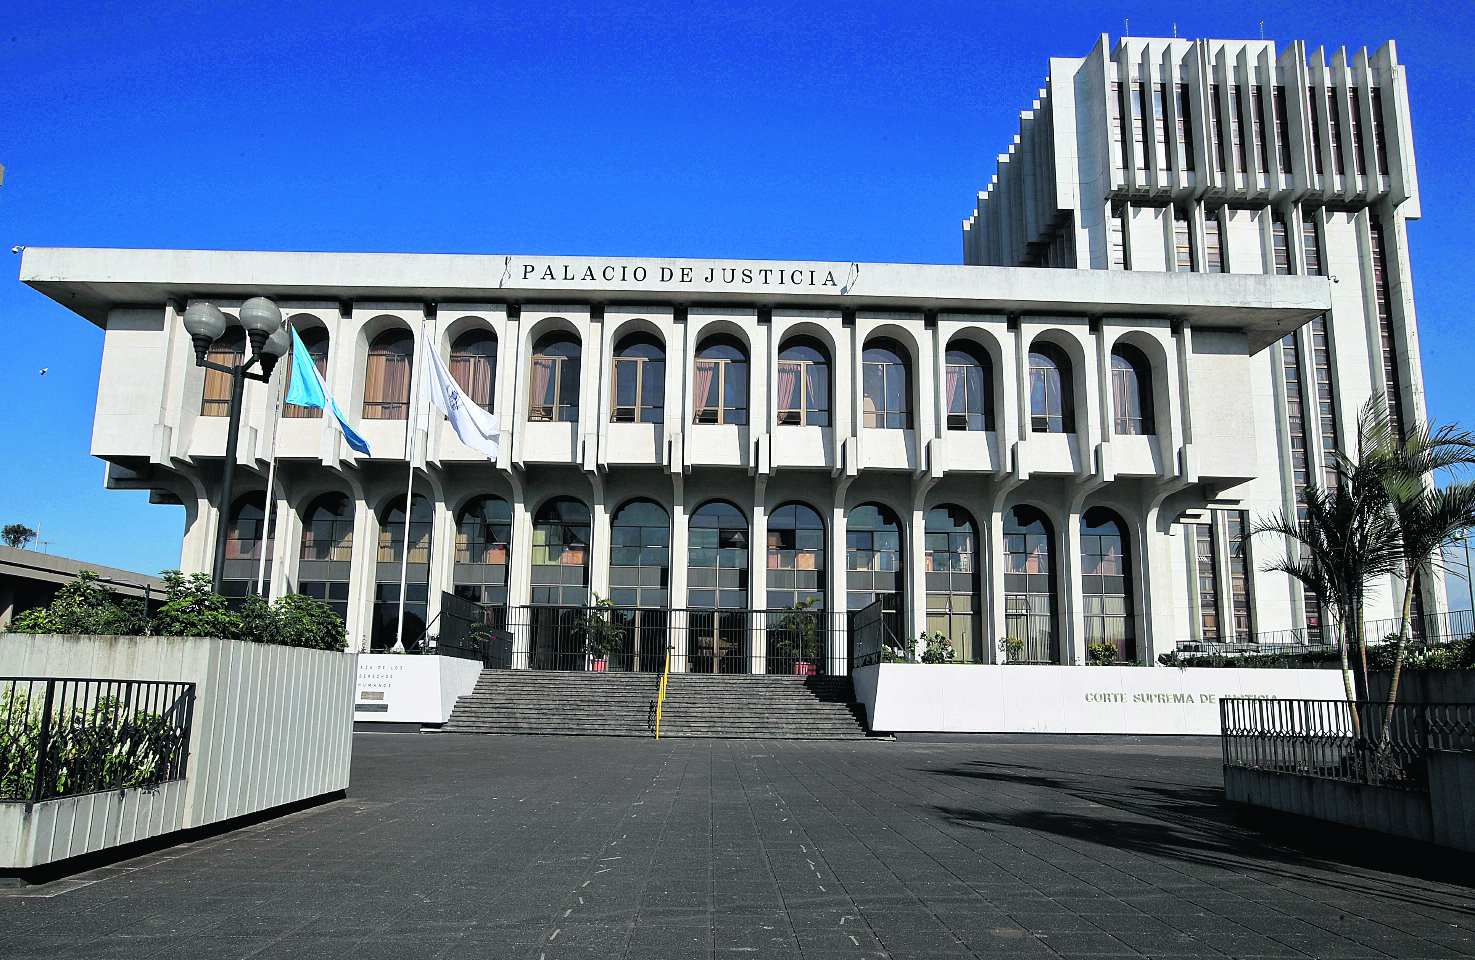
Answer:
20;34;1423;670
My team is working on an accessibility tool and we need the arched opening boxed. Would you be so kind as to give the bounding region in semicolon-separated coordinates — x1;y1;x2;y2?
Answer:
693;335;748;425
1110;343;1155;435
530;497;590;605
862;338;911;429
455;495;512;611
847;503;903;612
529;333;581;422
776;337;830;426
944;340;994;432
1081;507;1135;662
925;505;980;661
201;325;246;416
450;330;498;412
611;333;665;423
608;498;671;671
373;494;433;650
767;502;825;610
688;500;749;673
284;326;328;419
298;493;353;620
1028;341;1074;433
1003;505;1058;663
364;329;414;420
222;492;274;607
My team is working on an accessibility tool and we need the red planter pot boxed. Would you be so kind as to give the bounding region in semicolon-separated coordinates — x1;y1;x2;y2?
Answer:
793;662;816;676
590;658;608;672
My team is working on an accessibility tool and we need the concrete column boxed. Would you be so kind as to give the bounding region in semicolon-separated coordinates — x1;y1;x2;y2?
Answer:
588;475;610;601
1063;506;1085;666
506;470;532;667
668;477;689;673
348;489;376;653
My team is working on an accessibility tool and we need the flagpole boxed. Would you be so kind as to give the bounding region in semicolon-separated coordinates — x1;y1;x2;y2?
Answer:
255;354;286;598
393;317;428;653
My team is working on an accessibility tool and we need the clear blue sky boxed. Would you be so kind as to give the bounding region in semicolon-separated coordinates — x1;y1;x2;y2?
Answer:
2;1;1472;596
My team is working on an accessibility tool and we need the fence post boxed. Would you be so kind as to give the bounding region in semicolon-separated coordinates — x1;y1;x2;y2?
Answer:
28;679;57;809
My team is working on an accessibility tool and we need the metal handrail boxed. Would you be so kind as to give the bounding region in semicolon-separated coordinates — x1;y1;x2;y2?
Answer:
653;644;672;740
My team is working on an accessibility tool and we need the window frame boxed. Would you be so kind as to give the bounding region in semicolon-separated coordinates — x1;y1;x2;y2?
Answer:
692;336;748;426
1028;341;1075;434
529;333;582;423
943;341;994;432
449;329;498;413
610;334;666;424
363;328;414;421
1110;343;1154;436
861;338;912;430
775;337;830;427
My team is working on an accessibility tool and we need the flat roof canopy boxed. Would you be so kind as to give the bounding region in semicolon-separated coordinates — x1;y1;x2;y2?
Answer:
22;247;1332;352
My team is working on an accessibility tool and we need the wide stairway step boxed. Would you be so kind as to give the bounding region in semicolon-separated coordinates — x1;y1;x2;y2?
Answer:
442;671;869;739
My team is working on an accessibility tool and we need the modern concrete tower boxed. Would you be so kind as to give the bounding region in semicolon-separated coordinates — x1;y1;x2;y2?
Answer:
963;35;1426;644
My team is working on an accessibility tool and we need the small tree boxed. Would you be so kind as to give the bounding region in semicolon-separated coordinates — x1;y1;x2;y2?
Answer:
2;524;37;549
770;598;823;665
5;570;148;636
573;593;625;660
151;571;241;639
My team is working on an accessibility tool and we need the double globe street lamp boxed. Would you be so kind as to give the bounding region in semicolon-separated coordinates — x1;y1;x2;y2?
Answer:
181;297;290;594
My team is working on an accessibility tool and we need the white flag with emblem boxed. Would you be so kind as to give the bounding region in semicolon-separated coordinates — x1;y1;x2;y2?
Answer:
421;344;501;459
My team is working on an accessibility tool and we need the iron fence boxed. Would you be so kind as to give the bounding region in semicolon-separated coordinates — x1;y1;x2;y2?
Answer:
435;592;514;668
468;604;852;675
1;677;195;806
1364;608;1474;645
1187;609;1475;658
850;599;904;668
1220;697;1475;792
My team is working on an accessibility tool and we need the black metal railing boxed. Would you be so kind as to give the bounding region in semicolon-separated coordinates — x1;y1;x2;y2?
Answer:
435;592;514;668
850;599;904;668
1;678;195;806
1220;697;1475;792
1364;608;1474;645
472;604;852;675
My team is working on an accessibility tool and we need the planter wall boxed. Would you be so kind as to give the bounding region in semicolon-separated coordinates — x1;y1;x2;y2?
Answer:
0;634;356;870
852;663;1344;735
1367;670;1475;705
354;654;482;724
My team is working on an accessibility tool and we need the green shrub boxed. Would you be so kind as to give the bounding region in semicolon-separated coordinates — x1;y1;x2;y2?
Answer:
920;633;954;664
1087;641;1119;666
1000;636;1026;663
6;571;149;636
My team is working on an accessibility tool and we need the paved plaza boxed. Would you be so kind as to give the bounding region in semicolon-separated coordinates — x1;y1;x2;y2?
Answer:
3;733;1474;959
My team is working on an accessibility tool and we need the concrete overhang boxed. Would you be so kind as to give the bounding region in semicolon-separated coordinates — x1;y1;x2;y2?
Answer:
21;247;1331;353
0;544;165;601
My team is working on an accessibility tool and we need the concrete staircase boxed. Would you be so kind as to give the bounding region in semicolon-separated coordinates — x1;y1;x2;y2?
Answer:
442;671;869;739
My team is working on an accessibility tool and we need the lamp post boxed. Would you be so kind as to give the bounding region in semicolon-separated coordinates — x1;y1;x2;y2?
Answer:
181;298;289;594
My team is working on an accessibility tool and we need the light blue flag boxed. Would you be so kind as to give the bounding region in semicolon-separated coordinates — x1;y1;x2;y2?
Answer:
285;327;371;455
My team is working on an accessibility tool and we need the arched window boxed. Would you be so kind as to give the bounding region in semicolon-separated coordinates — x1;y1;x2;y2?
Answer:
1082;507;1134;662
693;335;748;425
767;502;825;609
688;501;748;608
284;326;328;420
455;496;512;607
862;338;911;429
847;503;903;611
531;497;590;604
373;494;433;650
364;329;414;420
222;493;274;606
450;329;497;412
776;337;829;426
925;505;980;661
945;341;994;432
611;333;665;423
530;333;581;422
1110;343;1154;435
609;499;670;608
1028;341;1074;433
298;492;353;620
1003;505;1057;662
200;326;245;416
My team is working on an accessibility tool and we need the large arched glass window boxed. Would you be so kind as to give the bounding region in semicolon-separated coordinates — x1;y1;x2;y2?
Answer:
693;335;748;425
201;326;246;416
862;338;912;429
284;326;328;420
450;329;497;412
767;502;825;609
925;505;980;661
531;497;590;604
609;499;670;608
776;337;829;426
1028;341;1074;433
1003;505;1057;662
364;329;414;420
373;494;433;650
611;333;665;423
688;501;749;608
1110;343;1154;435
847;503;903;611
945;341;994;431
455;495;512;607
298;492;353;620
1081;507;1134;662
222;492;274;606
530;333;581;422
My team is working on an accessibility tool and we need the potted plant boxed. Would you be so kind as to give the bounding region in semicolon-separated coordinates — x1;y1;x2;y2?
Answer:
1001;636;1026;664
574;593;625;672
920;632;954;664
770;598;822;674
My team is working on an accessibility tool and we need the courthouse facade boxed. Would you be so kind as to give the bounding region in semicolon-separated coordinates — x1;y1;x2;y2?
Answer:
24;34;1424;669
